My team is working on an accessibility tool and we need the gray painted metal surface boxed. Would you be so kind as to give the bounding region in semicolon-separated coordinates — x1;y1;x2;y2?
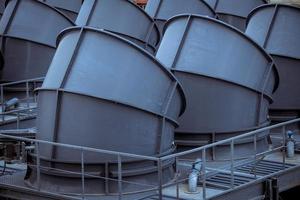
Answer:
0;0;74;82
40;0;83;21
0;0;5;20
246;4;300;111
26;27;186;195
204;0;266;31
145;0;216;34
0;0;5;71
176;123;270;160
76;0;160;54
156;14;279;159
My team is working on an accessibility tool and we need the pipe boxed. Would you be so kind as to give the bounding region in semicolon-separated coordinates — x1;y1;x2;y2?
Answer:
286;130;295;158
4;98;19;111
188;158;202;193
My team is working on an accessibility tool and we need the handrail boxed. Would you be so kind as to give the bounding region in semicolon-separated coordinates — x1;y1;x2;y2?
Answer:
0;107;37;116
160;118;300;161
0;77;43;119
0;77;44;87
0;132;159;162
0;117;298;199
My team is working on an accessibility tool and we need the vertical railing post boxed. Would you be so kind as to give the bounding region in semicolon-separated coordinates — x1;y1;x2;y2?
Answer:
1;85;4;122
26;81;30;108
175;157;179;200
34;81;37;103
81;149;85;199
117;154;122;200
157;158;163;200
202;148;206;200
212;132;216;161
254;133;257;179
105;162;109;194
282;125;286;169
16;111;20;129
230;140;235;189
36;142;41;191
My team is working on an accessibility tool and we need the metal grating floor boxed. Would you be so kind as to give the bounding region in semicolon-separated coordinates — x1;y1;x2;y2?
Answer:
149;159;297;200
0;158;297;200
203;160;295;190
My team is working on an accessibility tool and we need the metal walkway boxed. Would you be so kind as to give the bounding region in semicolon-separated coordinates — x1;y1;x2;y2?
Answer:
0;155;298;200
0;119;299;200
145;159;298;200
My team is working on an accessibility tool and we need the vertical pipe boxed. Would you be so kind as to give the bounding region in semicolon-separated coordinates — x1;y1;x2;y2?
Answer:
81;149;85;199
118;154;122;200
202;149;206;200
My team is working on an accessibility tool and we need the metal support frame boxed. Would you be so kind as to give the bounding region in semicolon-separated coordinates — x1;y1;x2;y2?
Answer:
156;81;178;154
160;118;300;199
256;61;274;126
0;118;298;199
263;5;278;49
170;15;192;69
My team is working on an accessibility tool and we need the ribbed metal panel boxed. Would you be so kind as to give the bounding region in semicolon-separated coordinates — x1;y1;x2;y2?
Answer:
76;0;160;54
204;0;267;31
156;14;278;159
145;0;215;34
0;0;5;20
246;4;300;110
40;0;83;21
26;27;185;195
0;0;75;82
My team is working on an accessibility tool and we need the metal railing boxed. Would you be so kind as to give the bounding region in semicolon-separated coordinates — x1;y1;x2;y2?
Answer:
158;118;300;200
0;118;298;200
0;130;160;200
0;77;43;123
0;107;37;129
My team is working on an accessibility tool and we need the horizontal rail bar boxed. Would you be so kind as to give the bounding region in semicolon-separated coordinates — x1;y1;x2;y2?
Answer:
0;107;37;115
0;118;297;164
0;77;45;87
0;132;159;162
161;118;300;160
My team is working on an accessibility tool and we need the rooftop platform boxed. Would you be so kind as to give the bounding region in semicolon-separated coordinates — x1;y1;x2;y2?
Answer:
0;119;298;200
